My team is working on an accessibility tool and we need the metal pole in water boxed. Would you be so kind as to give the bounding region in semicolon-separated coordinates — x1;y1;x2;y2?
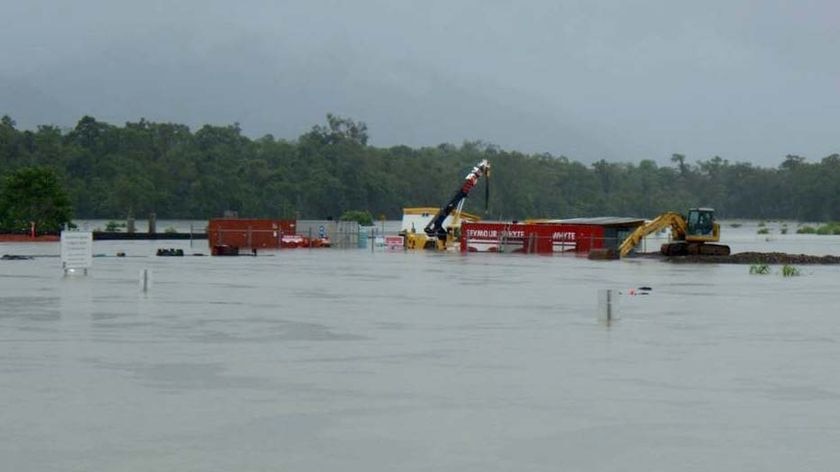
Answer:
141;268;150;293
597;289;617;325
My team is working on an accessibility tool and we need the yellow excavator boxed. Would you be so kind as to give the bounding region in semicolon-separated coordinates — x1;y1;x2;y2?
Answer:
618;208;730;257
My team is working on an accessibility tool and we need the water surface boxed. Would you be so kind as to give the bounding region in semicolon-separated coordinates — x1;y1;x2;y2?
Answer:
2;230;840;471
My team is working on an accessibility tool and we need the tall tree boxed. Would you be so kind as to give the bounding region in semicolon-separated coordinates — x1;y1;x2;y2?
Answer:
0;166;73;233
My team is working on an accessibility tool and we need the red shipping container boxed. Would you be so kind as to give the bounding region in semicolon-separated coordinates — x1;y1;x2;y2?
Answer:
208;219;297;249
460;222;526;253
461;221;608;254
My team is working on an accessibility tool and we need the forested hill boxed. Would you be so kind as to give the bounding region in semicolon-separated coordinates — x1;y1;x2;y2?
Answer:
1;114;838;221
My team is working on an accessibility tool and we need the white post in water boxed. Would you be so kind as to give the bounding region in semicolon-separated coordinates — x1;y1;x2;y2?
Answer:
597;289;618;325
140;269;151;293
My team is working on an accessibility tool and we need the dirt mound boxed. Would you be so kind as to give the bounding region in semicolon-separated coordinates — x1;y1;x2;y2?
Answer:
668;251;840;264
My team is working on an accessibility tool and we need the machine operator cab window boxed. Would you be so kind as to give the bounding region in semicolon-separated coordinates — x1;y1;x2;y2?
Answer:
687;208;714;236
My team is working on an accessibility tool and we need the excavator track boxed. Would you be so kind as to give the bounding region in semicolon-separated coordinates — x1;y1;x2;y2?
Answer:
661;242;688;256
695;243;731;256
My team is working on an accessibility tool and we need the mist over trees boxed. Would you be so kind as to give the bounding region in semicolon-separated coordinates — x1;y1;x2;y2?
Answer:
1;114;838;224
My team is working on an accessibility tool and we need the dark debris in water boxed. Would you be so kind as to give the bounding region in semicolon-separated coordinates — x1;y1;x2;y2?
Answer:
1;254;34;260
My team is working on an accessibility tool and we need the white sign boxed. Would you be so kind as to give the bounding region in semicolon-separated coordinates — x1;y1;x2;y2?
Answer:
61;231;93;269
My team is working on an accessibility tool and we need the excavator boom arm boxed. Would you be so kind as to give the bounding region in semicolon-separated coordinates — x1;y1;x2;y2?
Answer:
618;212;687;257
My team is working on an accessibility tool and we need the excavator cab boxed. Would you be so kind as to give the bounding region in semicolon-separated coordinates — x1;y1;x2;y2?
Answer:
685;207;720;243
686;208;715;237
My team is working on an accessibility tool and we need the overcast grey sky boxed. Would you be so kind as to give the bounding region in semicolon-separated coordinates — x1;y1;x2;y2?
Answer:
1;0;837;165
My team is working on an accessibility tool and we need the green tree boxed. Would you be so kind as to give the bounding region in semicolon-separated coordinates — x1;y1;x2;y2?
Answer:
0;166;73;233
340;210;374;226
671;153;688;177
303;114;369;146
3;113;840;223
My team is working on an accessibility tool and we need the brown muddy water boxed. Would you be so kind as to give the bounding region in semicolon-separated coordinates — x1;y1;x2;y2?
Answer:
2;222;840;471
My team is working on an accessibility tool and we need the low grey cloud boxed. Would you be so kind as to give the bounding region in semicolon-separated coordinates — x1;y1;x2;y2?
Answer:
1;0;837;165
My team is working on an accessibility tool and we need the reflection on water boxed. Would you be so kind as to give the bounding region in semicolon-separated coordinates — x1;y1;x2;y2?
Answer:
1;233;840;471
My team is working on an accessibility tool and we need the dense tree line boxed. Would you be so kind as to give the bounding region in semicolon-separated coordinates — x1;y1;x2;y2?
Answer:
1;114;838;223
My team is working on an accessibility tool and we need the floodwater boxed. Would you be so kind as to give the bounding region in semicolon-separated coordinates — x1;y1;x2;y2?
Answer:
2;222;840;471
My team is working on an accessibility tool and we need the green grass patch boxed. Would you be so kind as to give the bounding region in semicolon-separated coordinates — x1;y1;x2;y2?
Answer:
105;220;126;232
814;222;840;235
757;228;770;235
782;265;800;277
749;264;770;275
797;222;840;235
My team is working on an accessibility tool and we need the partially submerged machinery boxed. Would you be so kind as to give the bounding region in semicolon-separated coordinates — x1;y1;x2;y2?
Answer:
403;159;490;250
618;208;730;257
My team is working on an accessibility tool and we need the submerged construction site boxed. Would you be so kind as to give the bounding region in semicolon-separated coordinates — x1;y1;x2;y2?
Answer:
389;158;840;264
192;157;839;264
5;158;837;265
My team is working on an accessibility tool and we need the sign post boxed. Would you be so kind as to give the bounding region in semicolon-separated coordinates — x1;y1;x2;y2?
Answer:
60;231;93;276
